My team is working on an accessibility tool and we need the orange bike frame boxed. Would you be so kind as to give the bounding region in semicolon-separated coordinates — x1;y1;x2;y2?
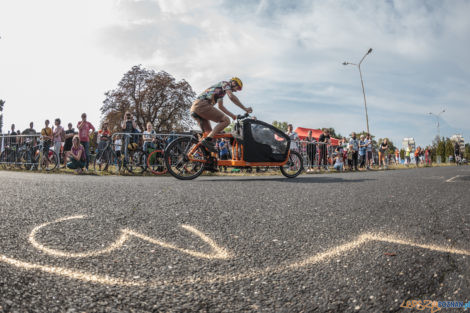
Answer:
187;132;290;167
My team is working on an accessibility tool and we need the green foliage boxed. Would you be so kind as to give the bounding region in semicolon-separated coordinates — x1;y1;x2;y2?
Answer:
465;143;470;159
224;121;235;133
400;149;405;160
436;139;446;161
444;139;454;158
272;121;288;132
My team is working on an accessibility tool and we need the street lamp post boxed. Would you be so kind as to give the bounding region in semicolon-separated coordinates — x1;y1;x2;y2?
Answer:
343;48;373;134
428;109;445;140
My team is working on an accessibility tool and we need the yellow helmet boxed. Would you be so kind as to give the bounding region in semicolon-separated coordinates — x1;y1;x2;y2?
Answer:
231;77;243;90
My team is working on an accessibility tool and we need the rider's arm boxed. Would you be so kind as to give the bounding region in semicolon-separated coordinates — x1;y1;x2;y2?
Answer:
226;90;252;114
217;99;237;120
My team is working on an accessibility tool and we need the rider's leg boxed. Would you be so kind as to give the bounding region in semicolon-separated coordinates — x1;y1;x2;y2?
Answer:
208;115;230;138
192;106;227;153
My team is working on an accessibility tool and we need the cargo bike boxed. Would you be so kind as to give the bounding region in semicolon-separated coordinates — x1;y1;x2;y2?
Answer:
164;114;303;180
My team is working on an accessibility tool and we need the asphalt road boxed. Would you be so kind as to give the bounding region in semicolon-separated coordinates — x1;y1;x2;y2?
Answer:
1;166;469;312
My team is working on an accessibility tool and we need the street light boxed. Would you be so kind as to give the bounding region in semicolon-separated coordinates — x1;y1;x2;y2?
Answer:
428;109;445;139
343;48;373;134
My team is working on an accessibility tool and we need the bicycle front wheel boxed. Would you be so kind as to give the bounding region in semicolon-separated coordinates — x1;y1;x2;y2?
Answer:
280;150;303;178
35;149;59;171
164;137;206;180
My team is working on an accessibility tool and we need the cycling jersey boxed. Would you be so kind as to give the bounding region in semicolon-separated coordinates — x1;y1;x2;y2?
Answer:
197;81;233;104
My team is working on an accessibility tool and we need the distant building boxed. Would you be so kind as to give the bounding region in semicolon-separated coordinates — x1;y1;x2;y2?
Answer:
450;134;465;153
402;137;416;151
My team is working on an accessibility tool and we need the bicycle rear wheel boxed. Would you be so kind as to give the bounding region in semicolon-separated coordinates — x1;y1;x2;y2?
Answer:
164;137;206;180
147;149;167;175
280;150;303;178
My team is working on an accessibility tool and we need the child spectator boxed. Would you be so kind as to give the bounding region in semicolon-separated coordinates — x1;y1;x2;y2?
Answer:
333;150;344;171
67;135;86;173
358;135;366;169
217;138;229;172
114;135;122;158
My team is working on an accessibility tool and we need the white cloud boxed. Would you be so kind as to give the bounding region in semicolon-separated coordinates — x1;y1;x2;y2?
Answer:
1;0;469;146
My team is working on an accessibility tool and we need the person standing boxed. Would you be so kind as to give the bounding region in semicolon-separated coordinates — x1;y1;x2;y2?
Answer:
424;146;431;166
286;124;299;151
62;123;75;167
317;128;331;171
305;130;317;173
358;135;366;169
364;134;373;169
77;113;95;170
53;118;65;163
9;124;17;147
405;145;411;166
121;111;139;151
40;120;53;169
217;138;229;172
415;146;422;167
22;122;37;146
349;132;359;171
379;139;389;169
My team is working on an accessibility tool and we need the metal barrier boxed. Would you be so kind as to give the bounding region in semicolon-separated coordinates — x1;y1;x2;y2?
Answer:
0;134;44;167
296;140;379;171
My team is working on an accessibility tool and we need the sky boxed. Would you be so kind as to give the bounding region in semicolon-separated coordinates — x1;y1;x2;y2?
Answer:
1;0;469;147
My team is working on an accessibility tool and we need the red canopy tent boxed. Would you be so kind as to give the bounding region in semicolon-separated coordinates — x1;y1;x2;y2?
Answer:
294;127;340;146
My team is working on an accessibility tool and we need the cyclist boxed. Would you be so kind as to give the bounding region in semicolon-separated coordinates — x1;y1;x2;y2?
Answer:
191;77;252;153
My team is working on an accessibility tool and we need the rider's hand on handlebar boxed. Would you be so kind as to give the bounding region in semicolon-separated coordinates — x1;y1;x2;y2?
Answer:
245;107;253;114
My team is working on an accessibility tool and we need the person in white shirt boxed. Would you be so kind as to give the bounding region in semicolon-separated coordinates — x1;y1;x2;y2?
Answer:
286;124;299;151
143;122;157;153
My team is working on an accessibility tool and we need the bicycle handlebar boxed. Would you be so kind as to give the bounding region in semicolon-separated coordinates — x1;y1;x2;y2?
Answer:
236;112;250;120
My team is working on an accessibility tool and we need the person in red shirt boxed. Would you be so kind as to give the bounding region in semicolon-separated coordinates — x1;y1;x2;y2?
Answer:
77;113;95;170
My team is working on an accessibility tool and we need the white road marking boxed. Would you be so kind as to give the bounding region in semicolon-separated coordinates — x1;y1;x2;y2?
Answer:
2;224;470;287
446;175;460;183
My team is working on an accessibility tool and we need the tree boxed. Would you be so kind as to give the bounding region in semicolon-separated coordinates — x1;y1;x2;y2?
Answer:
436;139;445;162
101;65;196;133
444;138;454;161
272;121;288;133
0;99;4;133
324;127;343;139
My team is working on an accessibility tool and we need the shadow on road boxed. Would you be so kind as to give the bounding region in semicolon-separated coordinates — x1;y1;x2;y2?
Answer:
201;176;375;183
